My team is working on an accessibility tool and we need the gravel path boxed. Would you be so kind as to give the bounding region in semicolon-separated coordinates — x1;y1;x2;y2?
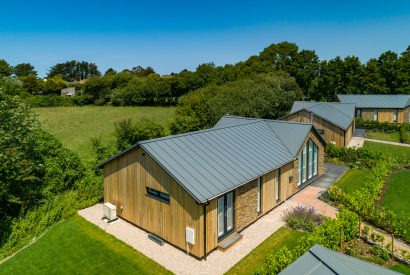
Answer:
79;199;303;275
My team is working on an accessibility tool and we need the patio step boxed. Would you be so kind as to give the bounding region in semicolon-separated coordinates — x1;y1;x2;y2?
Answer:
218;232;243;251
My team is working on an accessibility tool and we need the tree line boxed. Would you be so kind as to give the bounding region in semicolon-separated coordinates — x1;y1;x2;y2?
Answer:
1;41;410;106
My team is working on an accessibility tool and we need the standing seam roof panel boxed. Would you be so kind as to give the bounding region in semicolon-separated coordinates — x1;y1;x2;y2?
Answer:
165;137;230;193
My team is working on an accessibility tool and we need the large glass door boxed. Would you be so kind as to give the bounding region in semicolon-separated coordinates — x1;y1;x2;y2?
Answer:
217;192;234;239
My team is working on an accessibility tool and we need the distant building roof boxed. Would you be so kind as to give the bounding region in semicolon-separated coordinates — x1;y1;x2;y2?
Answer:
289;101;355;130
337;94;410;109
280;244;400;275
100;116;325;204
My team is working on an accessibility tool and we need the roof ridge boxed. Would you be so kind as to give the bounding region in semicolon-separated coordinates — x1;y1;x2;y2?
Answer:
262;121;294;157
140;119;264;145
220;115;314;126
310;103;352;119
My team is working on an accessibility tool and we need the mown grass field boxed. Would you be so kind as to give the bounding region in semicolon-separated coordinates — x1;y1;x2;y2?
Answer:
0;215;171;275
363;141;410;161
365;130;401;143
34;106;176;162
226;227;307;275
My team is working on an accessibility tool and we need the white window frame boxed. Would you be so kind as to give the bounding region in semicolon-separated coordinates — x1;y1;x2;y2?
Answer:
373;109;378;121
393;109;398;122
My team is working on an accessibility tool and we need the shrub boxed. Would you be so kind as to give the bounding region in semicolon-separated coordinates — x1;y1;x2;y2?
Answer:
370;245;390;261
254;247;295;275
282;206;323;232
114;118;167;151
26;95;74;107
400;126;410;144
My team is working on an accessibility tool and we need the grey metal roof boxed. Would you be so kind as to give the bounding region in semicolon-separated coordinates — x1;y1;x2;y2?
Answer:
337;94;410;109
214;116;321;156
290;101;355;130
280;244;400;275
100;116;324;204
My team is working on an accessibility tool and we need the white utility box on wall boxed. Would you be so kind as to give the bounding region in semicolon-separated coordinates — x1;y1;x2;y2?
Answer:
103;202;117;221
186;227;195;245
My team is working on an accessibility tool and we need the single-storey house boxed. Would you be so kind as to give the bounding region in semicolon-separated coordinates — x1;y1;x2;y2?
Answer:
281;101;356;147
337;94;410;123
280;244;400;275
99;116;326;259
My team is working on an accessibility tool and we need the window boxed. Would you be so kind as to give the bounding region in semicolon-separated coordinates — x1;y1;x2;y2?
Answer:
373;109;378;121
393;109;398;123
146;187;170;203
308;140;313;179
257;177;261;213
297;139;319;187
275;169;281;201
298;157;302;186
356;109;362;118
302;144;307;183
217;192;234;239
313;144;318;176
317;129;325;135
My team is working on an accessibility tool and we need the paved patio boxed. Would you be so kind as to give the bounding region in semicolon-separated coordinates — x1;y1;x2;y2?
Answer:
348;128;365;148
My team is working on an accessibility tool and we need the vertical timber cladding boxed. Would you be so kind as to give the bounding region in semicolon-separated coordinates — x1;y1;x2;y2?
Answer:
103;147;204;258
401;106;410;123
285;110;346;147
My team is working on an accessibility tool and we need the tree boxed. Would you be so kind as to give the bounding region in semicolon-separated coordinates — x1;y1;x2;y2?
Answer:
378;51;399;93
48;60;100;82
43;75;68;95
104;68;117;76
114;118;166;151
170;72;303;134
14;63;37;77
0;59;13;77
131;66;155;77
19;74;42;95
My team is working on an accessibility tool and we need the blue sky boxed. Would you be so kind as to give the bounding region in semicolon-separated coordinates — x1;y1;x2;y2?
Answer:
1;1;410;77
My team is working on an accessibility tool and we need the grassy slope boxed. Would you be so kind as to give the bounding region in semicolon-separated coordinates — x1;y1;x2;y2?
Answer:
365;130;401;143
34;106;176;161
333;168;368;194
382;170;410;217
390;263;410;275
363;141;410;160
226;227;307;275
0;215;171;275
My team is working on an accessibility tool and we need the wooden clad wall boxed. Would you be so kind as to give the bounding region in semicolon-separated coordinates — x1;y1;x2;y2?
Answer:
284;110;346;147
344;122;354;147
104;147;204;258
399;107;410;123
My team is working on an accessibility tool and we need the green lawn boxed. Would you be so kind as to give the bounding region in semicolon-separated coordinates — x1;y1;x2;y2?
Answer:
333;168;368;194
0;215;170;275
365;130;401;143
382;170;410;216
390;263;410;275
226;227;307;275
363;141;410;161
35;106;176;161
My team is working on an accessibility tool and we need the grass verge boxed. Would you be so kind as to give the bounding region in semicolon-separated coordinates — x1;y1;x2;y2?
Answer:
363;141;410;161
225;227;307;275
333;168;368;194
0;215;170;275
365;130;401;143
